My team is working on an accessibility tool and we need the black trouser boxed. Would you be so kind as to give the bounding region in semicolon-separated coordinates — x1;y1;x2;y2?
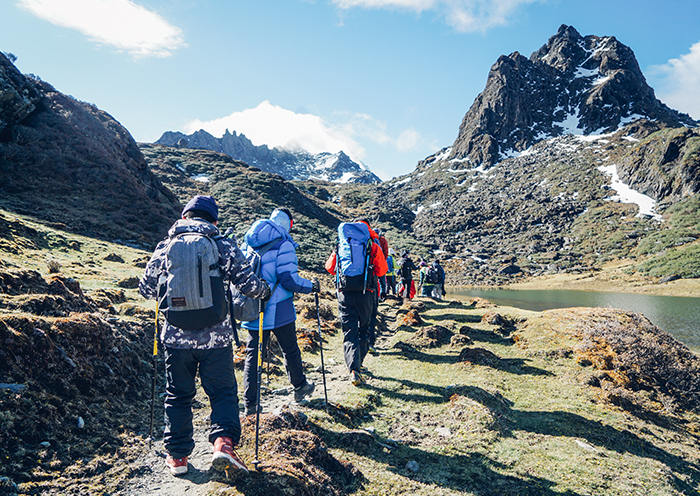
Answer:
163;345;239;458
387;275;396;295
243;321;306;411
379;276;387;298
400;278;412;299
337;290;374;372
368;290;379;347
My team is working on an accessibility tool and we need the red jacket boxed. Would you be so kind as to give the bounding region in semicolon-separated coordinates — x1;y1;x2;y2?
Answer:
379;235;389;258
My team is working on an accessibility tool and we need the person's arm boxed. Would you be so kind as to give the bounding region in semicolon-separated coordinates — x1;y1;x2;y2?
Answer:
276;240;313;294
325;251;337;275
371;242;388;277
223;236;269;299
138;239;168;300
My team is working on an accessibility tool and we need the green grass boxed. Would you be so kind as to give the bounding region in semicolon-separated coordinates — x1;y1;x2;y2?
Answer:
288;300;700;496
635;242;700;279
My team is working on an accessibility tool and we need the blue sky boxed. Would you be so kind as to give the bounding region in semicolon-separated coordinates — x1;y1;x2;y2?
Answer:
1;0;698;179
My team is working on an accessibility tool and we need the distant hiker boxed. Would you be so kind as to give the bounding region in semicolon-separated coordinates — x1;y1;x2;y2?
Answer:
431;259;446;300
385;249;396;296
418;261;435;297
240;208;319;415
139;195;270;476
377;230;390;300
398;251;417;301
325;219;387;385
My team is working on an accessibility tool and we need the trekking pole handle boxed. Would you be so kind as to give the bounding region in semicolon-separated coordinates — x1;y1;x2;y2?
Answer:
153;302;159;356
257;300;264;367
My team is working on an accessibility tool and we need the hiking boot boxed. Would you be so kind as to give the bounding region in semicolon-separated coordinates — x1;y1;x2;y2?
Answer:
368;345;378;354
243;405;259;417
350;370;365;386
165;455;188;476
212;436;249;473
293;381;315;404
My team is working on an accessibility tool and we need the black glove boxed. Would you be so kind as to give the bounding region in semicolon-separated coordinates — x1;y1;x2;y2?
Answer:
311;279;321;293
260;283;272;301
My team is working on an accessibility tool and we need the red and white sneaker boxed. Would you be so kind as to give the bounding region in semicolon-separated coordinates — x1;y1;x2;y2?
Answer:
212;436;249;473
165;455;188;476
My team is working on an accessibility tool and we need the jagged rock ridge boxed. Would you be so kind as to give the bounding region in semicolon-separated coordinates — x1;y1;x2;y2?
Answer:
449;24;697;167
156;129;381;184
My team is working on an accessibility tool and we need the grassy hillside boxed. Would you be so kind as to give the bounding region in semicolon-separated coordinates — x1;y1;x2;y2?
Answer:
1;209;697;495
140;144;349;270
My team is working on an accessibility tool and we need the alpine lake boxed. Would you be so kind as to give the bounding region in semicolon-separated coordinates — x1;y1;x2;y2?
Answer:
451;288;700;351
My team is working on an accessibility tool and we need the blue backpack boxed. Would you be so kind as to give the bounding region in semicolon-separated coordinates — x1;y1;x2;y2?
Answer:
336;222;373;292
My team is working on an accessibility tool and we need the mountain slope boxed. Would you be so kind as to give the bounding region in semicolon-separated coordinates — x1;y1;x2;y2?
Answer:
139;144;345;268
0;53;179;246
156;129;381;184
450;25;697;167
368;26;699;285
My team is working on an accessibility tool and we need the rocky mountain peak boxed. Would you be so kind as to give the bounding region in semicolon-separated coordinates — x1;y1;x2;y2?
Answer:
156;129;380;183
449;25;697;167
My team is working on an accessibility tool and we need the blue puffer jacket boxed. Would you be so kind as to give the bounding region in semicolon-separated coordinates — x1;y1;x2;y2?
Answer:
241;210;313;331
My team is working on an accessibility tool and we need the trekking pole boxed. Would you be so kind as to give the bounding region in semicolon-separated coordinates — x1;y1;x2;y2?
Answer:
149;301;159;448
252;300;264;471
315;293;329;409
266;338;271;389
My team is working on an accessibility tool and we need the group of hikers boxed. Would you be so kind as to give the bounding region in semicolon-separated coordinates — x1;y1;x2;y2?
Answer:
138;195;447;476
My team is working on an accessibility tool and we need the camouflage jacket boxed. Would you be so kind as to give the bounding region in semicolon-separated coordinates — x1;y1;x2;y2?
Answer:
139;219;268;349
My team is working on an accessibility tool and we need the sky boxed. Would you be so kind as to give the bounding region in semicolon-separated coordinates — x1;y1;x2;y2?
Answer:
1;0;698;180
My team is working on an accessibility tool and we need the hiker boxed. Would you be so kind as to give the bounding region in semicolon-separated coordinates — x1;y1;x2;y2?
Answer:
325;219;387;385
241;208;319;416
398;251;417;301
418;261;435;297
431;259;446;300
385;249;396;296
362;221;384;354
139;195;270;476
376;230;389;300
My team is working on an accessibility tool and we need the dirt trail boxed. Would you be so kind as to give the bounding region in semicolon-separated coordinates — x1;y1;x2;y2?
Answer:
120;340;356;495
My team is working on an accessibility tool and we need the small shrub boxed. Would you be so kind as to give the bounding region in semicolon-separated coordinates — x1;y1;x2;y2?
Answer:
46;259;61;274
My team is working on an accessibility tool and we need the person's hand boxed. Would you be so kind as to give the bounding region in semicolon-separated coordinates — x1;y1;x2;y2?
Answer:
311;279;321;293
260;282;272;301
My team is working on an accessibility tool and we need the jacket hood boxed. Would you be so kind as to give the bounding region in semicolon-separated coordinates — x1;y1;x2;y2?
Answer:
244;219;288;249
270;209;291;233
168;218;220;238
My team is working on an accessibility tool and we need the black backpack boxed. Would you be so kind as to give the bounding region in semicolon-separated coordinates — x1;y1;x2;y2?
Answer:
426;266;439;284
400;259;413;279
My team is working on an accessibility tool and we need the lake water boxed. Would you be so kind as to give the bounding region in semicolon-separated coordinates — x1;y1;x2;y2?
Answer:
451;288;700;350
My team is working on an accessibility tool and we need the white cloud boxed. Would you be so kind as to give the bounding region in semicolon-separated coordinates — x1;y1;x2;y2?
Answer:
18;0;185;57
651;41;700;120
396;128;420;151
332;0;537;32
185;101;421;162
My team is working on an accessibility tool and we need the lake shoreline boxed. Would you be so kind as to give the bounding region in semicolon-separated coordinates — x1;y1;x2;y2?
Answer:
449;272;700;298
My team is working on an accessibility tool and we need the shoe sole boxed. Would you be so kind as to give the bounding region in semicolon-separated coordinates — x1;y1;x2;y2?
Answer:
351;377;364;386
212;453;249;473
294;384;316;403
168;465;188;476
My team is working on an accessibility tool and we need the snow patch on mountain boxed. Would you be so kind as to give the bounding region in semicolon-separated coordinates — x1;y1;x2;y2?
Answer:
597;164;663;220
